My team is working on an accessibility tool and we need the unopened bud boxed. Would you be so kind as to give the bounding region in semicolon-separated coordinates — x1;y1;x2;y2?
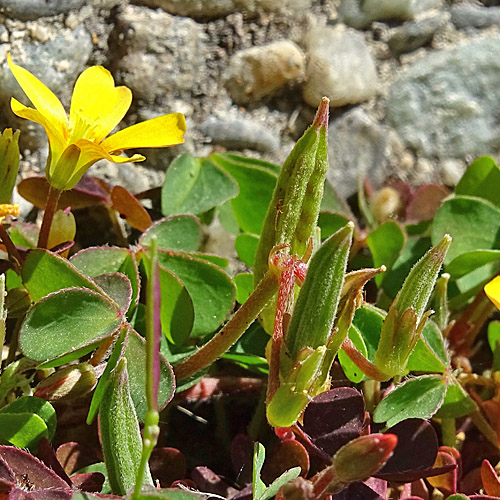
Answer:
375;235;451;377
333;433;397;483
0;128;20;203
34;362;97;401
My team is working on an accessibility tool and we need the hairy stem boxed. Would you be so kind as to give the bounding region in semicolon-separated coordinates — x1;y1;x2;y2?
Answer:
174;271;279;381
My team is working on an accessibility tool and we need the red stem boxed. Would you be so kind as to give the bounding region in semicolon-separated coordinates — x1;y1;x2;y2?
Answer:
0;223;22;268
37;185;61;249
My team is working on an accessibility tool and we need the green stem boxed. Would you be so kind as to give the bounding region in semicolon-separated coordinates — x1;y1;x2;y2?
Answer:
174;271;279;381
362;379;380;414
441;418;456;448
145;236;158;412
133;236;160;499
37;185;61;249
5;314;25;367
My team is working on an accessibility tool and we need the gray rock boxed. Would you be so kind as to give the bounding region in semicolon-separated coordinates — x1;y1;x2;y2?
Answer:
90;159;165;195
0;25;93;150
327;108;404;199
224;40;305;105
130;0;312;20
386;38;500;159
111;6;209;104
199;116;280;152
303;26;377;108
388;14;448;56
0;0;87;20
339;0;442;29
451;3;500;29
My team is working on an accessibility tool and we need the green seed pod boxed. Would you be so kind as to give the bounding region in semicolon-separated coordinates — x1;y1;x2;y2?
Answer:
99;358;153;495
284;222;354;360
375;235;452;378
34;362;97;401
0;129;20;204
430;272;450;331
254;97;330;287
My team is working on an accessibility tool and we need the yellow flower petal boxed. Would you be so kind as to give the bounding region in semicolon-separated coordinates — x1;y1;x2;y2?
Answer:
11;97;66;163
8;54;67;138
62;140;145;190
485;276;500;310
100;113;186;153
0;203;19;218
69;66;132;143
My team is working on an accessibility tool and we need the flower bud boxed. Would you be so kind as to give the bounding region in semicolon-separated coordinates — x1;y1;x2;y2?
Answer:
375;235;451;378
34;362;97;401
254;98;330;288
0;128;20;203
333;433;397;484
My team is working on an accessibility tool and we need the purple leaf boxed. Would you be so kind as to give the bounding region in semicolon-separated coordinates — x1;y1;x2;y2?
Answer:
374;419;456;482
302;388;365;456
149;447;187;488
191;466;237;498
0;446;69;490
230;434;253;484
332;481;385;499
71;472;105;492
36;438;72;486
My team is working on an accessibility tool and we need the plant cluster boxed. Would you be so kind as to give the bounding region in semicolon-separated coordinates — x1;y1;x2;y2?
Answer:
0;57;499;500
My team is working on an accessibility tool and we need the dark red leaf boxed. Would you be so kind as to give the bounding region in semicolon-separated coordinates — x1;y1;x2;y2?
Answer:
36;439;71;486
110;186;152;231
55;442;99;476
375;419;446;482
482;460;500;497
149;448;187;488
191;467;237;498
17;176;110;211
0;446;68;490
332;481;385;499
70;472;105;492
406;184;449;222
302;388;365;457
262;439;309;484
230;434;253;484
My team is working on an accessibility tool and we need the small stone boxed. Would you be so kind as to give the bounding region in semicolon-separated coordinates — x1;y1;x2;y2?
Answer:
441;158;466;186
451;3;500;30
130;0;312;20
0;0;87;21
28;24;52;43
388;14;448;56
90;159;165;195
224;40;305;105
327;108;404;199
339;0;442;29
0;25;92;151
0;25;8;43
111;6;208;104
303;25;377;108
386;38;500;159
199;115;280;152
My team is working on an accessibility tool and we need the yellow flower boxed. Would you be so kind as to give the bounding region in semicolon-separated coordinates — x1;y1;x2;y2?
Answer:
8;54;186;190
0;203;19;223
485;276;500;310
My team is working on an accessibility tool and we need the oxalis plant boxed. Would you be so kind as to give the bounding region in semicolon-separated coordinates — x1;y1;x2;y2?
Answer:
0;56;498;500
